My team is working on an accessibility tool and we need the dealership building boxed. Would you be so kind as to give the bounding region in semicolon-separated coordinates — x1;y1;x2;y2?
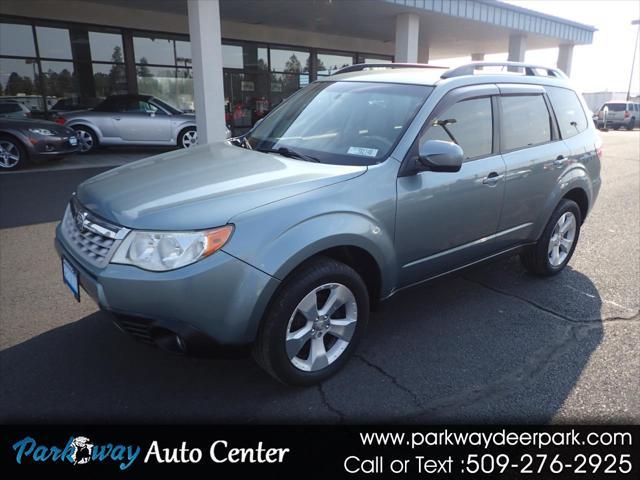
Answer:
0;0;595;140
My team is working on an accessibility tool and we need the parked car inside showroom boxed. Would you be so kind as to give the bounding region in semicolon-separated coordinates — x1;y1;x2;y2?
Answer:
0;117;79;170
55;62;601;385
56;94;201;153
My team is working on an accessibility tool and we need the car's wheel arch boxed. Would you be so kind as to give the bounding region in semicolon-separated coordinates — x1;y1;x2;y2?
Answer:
533;174;591;241
70;123;101;143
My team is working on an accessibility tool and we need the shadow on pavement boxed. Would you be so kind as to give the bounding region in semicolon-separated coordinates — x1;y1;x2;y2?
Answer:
0;256;604;424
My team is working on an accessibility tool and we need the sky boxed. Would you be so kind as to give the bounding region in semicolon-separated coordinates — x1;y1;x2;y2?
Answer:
441;0;640;94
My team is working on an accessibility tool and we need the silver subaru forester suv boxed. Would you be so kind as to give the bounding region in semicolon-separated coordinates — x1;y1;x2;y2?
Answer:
56;62;601;386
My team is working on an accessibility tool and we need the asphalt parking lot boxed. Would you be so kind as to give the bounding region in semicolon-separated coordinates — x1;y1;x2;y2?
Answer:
0;131;638;424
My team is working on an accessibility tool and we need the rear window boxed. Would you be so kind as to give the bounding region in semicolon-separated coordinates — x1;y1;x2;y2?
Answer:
604;103;626;111
500;95;552;151
546;86;588;139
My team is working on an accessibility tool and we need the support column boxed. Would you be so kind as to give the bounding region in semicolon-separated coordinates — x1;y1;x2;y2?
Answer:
557;44;574;76
187;0;226;143
507;34;526;71
395;13;420;63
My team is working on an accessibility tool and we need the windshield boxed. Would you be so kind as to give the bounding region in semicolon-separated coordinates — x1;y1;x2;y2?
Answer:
245;81;433;165
152;97;183;115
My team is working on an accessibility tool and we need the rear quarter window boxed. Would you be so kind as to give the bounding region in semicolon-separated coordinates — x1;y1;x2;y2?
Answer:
545;86;588;139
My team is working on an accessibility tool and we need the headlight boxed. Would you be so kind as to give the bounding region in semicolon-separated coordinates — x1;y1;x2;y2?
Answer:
111;225;233;271
28;128;55;136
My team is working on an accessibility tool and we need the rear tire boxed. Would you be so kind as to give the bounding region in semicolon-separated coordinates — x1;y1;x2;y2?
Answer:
253;256;369;386
520;199;582;276
73;126;98;154
0;134;27;170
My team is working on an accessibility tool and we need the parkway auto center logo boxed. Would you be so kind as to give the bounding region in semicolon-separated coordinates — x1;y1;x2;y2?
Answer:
12;435;141;470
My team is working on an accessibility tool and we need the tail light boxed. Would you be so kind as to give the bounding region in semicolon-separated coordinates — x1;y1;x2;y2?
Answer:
596;147;603;159
25;111;31;118
55;117;66;125
597;111;603;119
624;110;630;118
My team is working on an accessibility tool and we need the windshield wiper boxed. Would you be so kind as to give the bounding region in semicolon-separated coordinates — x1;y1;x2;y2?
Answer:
256;147;321;163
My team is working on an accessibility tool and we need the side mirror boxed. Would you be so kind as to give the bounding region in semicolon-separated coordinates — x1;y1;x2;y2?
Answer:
417;140;464;172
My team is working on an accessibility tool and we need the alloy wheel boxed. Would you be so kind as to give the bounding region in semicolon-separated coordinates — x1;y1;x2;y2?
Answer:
182;130;198;148
0;140;20;168
76;130;94;152
548;211;576;267
285;283;358;372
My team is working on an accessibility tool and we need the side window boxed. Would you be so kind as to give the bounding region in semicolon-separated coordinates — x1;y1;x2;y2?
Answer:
546;86;588;139
420;97;493;160
500;95;551;151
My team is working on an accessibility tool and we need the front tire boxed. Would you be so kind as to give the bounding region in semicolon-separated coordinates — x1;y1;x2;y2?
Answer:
520;199;582;276
253;257;369;386
0;135;27;170
73;126;98;154
178;127;198;148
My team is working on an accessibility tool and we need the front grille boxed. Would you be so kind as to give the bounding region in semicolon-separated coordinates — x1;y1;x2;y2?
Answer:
60;197;128;268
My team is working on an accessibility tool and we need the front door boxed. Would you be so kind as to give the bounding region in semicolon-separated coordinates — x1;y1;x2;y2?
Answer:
114;98;172;143
396;86;506;287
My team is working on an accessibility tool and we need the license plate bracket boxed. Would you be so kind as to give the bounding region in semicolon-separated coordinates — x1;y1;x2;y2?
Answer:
62;257;80;302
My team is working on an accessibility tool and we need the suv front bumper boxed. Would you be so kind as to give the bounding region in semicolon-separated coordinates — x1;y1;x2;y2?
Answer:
55;225;280;352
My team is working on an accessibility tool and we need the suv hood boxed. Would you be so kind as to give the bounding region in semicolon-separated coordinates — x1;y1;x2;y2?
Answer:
76;141;366;230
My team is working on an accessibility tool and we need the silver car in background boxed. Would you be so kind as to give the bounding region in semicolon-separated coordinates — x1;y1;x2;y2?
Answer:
56;94;198;153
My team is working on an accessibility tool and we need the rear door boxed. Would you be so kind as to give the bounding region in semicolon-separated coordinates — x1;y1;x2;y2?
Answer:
494;84;569;250
395;85;507;286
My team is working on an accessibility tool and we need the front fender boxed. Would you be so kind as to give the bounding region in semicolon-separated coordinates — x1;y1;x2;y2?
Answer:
226;211;398;299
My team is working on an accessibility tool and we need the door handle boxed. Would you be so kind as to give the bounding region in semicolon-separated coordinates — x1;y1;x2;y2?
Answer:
113;117;121;121
553;155;566;168
482;172;503;186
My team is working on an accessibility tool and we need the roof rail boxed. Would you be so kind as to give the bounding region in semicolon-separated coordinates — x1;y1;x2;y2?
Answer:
332;63;446;75
440;61;567;79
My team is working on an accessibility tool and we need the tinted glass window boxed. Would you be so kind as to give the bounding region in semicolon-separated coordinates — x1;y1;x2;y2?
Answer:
421;97;493;160
546;86;588;138
0;103;20;113
0;23;36;57
36;27;72;59
317;52;354;76
89;32;124;62
222;44;268;70
270;48;309;73
604;103;626;111
133;36;174;65
501;95;551;151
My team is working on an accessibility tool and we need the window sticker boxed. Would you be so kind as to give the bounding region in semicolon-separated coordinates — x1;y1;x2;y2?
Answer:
347;146;378;157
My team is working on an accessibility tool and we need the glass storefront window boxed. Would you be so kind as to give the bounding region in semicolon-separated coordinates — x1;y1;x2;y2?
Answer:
224;72;270;130
317;52;354;76
36;26;72;59
270;48;309;73
0;22;36;57
39;60;79;111
0;57;43;113
362;57;392;64
92;62;127;99
222;44;268;70
270;73;302;106
133;36;175;65
137;66;193;112
175;40;192;67
89;31;124;63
